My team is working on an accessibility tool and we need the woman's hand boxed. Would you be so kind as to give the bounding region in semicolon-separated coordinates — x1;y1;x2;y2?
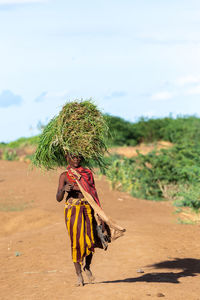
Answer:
95;213;105;231
101;220;105;231
56;173;74;202
64;183;74;192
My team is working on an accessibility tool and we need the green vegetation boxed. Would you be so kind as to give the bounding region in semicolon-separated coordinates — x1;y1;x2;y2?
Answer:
100;115;200;211
104;143;200;210
105;115;137;146
0;136;39;149
2;149;18;161
0;136;39;162
105;115;200;146
32;100;108;170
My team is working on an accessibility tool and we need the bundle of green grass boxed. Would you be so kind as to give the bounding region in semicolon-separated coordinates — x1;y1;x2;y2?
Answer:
32;100;108;170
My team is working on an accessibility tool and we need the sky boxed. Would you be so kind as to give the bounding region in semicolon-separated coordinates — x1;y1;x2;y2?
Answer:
0;0;200;142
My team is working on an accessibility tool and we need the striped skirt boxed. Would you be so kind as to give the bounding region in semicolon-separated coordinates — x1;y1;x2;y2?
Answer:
64;198;95;263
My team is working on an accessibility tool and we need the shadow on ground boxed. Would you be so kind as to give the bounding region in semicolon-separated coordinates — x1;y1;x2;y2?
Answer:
101;258;200;284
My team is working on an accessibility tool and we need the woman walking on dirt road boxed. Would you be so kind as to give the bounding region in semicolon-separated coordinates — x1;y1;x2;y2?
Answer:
33;100;125;286
56;154;100;286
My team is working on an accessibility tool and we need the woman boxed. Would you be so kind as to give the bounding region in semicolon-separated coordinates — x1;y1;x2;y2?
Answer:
56;154;99;286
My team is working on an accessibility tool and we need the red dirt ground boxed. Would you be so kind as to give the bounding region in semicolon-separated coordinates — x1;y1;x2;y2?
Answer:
0;161;200;300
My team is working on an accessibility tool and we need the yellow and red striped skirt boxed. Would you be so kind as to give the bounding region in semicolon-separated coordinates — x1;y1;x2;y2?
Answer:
64;198;95;263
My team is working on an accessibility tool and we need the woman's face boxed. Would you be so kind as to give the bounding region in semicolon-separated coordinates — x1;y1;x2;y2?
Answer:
67;154;82;168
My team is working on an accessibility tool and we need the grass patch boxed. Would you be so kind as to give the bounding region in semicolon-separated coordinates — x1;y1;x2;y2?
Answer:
0;202;30;212
177;218;196;225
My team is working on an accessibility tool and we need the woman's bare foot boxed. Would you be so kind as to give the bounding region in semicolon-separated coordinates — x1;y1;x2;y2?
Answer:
75;273;84;287
83;266;95;283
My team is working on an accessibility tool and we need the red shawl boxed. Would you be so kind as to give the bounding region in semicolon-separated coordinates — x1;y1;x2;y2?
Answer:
66;165;101;207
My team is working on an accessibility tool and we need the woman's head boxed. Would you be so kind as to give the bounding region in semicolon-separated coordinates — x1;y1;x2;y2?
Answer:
66;153;83;168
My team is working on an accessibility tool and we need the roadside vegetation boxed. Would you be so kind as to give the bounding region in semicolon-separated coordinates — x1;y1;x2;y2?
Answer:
0;136;39;162
104;115;200;214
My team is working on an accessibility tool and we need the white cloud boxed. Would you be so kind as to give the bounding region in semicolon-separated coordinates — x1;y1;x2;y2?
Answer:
35;91;48;102
104;90;127;100
151;75;200;100
186;85;200;95
176;75;200;86
174;75;200;95
46;90;69;99
143;110;155;118
0;0;46;4
151;91;173;101
34;90;69;103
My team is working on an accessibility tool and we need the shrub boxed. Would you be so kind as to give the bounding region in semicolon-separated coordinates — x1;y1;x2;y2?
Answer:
103;142;200;209
2;149;18;161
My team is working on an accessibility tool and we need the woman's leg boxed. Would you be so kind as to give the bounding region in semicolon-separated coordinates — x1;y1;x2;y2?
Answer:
83;253;95;282
65;205;84;286
82;204;95;283
85;252;93;270
74;262;84;286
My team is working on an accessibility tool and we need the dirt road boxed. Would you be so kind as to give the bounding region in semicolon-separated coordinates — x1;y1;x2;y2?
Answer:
0;161;200;300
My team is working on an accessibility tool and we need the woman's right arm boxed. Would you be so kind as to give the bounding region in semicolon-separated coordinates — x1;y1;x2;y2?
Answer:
56;173;66;202
56;173;74;202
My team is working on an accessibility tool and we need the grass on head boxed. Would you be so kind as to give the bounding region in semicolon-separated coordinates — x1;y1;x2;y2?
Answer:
32;99;108;170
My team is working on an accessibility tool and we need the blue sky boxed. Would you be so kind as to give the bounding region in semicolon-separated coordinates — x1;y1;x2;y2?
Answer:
0;0;200;142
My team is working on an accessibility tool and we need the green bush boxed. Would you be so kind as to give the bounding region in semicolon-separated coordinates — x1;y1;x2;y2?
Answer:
104;114;200;146
174;183;200;211
6;136;40;148
104;115;137;146
2;149;18;161
103;142;200;209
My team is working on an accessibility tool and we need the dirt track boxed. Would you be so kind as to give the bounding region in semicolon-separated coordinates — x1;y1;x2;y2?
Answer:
0;161;200;300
